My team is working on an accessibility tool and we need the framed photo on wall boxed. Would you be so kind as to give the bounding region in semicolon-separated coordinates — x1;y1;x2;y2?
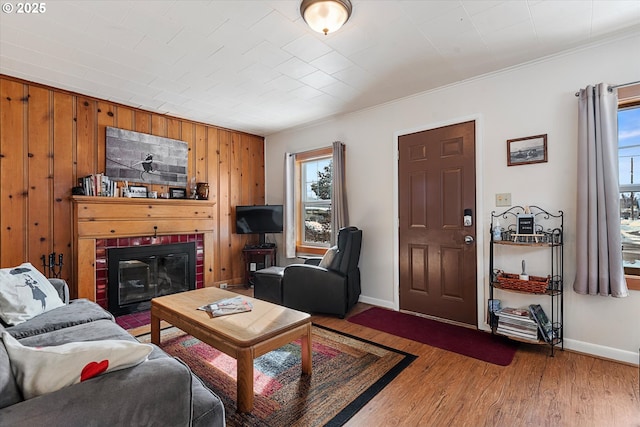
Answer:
169;187;186;199
507;134;548;166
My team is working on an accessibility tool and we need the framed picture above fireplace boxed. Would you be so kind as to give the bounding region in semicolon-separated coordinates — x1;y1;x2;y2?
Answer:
105;126;189;186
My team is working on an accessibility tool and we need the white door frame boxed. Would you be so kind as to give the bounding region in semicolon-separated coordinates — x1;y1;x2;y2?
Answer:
392;114;487;330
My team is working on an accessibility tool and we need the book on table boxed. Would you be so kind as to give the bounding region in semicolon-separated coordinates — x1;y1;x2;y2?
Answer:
198;296;253;317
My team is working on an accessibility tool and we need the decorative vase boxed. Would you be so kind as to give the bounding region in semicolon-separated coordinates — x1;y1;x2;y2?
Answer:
196;182;209;200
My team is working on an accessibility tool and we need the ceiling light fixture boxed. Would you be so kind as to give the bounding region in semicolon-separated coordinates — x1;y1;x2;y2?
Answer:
300;0;352;35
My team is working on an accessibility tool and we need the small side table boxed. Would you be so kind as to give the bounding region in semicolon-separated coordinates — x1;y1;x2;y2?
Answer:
242;246;277;286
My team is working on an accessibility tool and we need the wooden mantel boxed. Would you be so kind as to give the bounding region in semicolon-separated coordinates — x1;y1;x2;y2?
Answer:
72;196;215;300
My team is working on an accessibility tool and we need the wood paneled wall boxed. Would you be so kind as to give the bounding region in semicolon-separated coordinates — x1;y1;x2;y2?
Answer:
0;75;265;297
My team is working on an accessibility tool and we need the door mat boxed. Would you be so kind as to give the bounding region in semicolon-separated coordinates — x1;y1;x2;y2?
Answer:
348;307;518;366
137;324;416;426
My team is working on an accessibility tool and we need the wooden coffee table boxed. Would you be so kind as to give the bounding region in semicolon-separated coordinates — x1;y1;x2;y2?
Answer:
150;287;312;413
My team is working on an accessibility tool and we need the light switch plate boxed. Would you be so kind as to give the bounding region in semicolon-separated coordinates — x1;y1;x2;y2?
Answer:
496;193;512;207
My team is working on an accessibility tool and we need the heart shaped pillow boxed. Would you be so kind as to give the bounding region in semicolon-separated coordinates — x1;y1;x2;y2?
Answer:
1;332;152;399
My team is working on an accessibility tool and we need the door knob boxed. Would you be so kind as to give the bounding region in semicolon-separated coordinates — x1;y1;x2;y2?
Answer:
465;235;474;245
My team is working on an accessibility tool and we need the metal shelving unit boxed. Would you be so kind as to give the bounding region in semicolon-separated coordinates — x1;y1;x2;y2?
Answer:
489;205;563;356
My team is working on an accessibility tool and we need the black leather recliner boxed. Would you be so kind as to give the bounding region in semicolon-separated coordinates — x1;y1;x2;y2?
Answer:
282;226;362;318
253;226;362;318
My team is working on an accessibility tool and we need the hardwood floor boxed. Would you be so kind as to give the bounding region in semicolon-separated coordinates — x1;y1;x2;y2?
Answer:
139;288;640;426
315;302;640;427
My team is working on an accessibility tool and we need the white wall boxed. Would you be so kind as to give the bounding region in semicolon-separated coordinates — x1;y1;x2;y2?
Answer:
265;33;640;364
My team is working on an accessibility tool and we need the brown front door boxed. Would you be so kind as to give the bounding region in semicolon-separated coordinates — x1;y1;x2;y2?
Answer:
398;121;477;326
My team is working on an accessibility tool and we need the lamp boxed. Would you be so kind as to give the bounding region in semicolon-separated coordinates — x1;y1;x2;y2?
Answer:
300;0;352;35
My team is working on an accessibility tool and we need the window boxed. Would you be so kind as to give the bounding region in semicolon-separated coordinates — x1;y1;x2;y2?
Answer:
618;84;640;290
296;147;332;254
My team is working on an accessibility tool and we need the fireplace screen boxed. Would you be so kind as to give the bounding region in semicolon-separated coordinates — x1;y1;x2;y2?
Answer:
108;243;195;316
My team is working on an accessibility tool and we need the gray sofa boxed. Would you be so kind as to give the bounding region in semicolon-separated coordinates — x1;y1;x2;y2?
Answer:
0;279;225;427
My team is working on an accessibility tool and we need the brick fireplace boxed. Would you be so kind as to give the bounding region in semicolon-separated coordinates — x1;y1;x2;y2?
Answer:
72;196;215;303
95;234;204;313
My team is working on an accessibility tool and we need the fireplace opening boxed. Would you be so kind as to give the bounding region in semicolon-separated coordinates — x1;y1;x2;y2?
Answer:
107;242;196;316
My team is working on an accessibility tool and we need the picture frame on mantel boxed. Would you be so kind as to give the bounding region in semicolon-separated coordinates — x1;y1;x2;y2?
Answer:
128;185;148;198
169;187;186;199
507;134;548;166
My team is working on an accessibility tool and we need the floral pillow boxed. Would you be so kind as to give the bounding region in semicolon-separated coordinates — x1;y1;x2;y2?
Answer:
2;332;152;399
0;263;65;325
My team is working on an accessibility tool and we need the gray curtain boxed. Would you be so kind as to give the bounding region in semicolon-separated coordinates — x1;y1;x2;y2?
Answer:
574;83;629;297
331;141;349;245
284;153;296;258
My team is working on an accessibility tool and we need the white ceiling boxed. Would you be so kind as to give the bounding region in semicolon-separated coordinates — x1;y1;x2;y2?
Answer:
1;1;639;136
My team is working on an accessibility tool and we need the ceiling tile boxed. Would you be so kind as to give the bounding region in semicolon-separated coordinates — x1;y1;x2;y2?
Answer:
399;0;463;25
282;34;333;63
418;5;477;45
469;1;531;35
1;0;639;135
276;57;318;79
299;70;340;90
249;10;304;47
208;20;264;55
244;41;292;68
121;6;184;44
310;51;355;75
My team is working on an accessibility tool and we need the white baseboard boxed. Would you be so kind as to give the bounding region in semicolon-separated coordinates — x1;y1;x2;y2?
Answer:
357;295;394;310
564;339;639;365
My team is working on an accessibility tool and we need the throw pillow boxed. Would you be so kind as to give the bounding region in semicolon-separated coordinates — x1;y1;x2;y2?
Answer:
319;246;338;269
0;263;65;325
1;332;152;399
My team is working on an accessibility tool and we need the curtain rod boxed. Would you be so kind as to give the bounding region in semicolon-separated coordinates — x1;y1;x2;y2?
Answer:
574;80;640;97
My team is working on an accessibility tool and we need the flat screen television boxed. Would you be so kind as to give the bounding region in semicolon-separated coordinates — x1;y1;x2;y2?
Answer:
235;205;283;245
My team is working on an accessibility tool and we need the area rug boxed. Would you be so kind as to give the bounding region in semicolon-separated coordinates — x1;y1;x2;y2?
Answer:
348;307;518;366
137;324;416;426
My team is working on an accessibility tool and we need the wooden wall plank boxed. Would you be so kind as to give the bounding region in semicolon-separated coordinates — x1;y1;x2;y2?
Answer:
75;97;96;178
135;111;151;134
52;91;74;287
151;115;167;137
116;106;134;131
230;132;247;280
251;135;265;205
217;130;232;282
182;122;195;197
27;85;52;267
0;75;265;292
207;127;219;283
0;79;27;266
96;102;115;174
195;124;207;184
167;117;181;140
240;135;253;204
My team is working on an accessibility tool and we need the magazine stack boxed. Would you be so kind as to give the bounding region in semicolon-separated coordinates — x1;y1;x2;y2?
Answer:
496;307;538;342
197;296;253;317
